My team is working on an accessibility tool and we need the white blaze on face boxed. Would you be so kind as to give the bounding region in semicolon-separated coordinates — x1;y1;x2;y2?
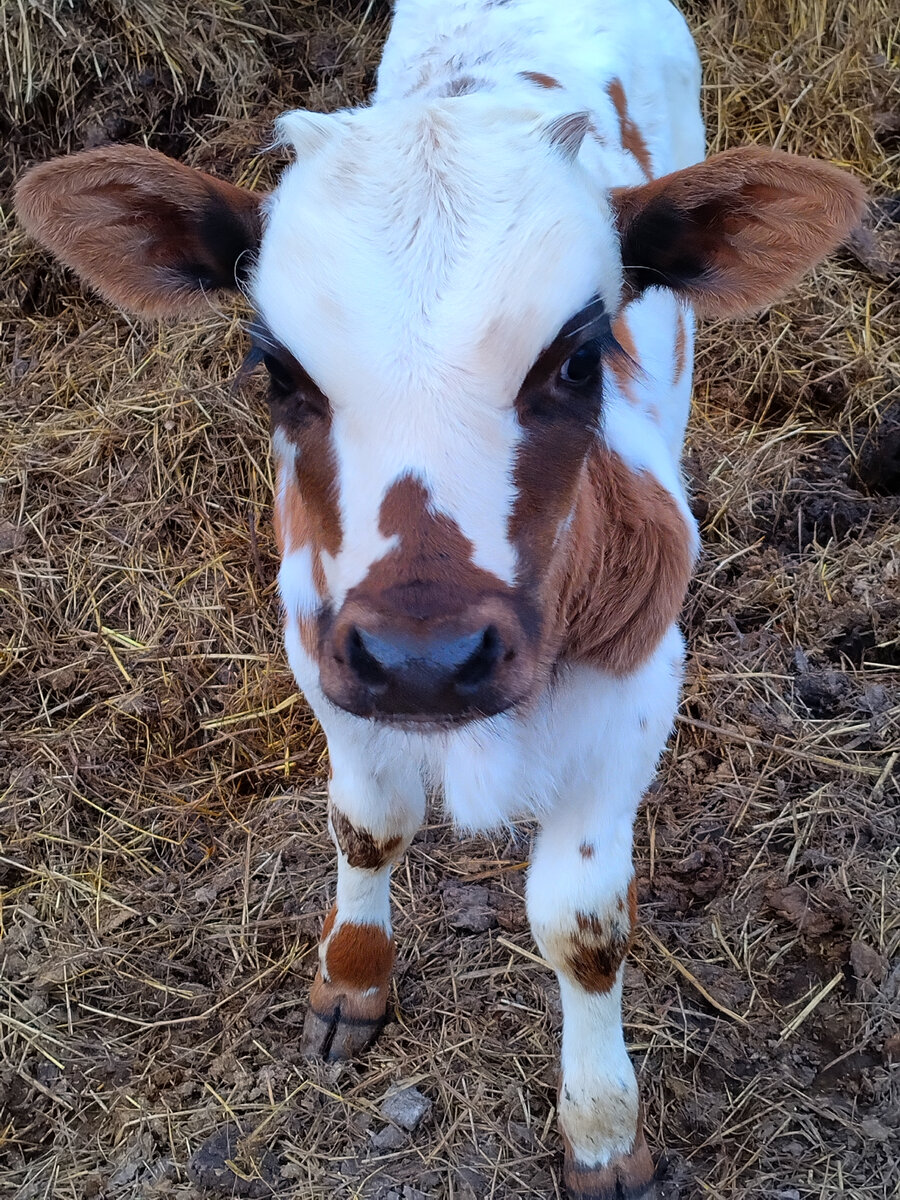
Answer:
253;95;623;607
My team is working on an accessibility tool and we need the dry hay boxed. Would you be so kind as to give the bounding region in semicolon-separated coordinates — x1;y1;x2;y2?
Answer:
1;1;898;1198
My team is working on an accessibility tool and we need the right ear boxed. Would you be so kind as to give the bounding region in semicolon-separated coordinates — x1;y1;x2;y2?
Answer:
14;146;263;318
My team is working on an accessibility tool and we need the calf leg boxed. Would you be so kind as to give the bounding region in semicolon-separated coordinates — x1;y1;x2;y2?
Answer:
527;812;656;1199
301;745;424;1061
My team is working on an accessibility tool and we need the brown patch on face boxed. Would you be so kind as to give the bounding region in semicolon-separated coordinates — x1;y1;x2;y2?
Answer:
14;145;262;318
330;805;403;871
318;475;539;721
607;78;653;180
673;308;687;386
509;300;692;680
321;904;338;944
325;920;395;992
520;70;563;89
579;842;595;860
267;343;341;648
558;447;695;675
612;146;866;318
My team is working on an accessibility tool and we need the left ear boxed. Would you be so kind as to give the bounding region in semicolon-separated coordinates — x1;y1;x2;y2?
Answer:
612;147;867;318
14;146;263;318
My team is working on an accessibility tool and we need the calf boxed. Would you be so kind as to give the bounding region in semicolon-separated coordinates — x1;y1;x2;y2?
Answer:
15;0;864;1194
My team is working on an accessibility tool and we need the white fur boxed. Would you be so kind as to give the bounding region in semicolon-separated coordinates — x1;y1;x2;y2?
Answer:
262;0;705;1171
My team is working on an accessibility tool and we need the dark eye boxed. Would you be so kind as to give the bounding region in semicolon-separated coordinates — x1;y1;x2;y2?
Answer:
559;339;602;387
263;352;295;395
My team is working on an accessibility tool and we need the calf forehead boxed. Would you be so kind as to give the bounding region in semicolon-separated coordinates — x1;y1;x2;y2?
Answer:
254;100;621;397
253;101;621;597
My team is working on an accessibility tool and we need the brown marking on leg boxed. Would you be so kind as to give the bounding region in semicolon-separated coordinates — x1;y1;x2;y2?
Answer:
326;921;394;992
302;909;395;1061
579;842;595;860
562;1118;658;1200
330;805;403;871
560;884;638;994
607;78;653;180
535;884;638;994
673;309;687;385
520;70;563;89
568;910;633;993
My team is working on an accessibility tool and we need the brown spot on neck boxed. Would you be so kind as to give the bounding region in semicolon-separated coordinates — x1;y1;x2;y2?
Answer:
607;78;652;179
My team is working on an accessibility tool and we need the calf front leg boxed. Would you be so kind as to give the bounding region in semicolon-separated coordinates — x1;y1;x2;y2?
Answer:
301;743;424;1061
528;814;656;1200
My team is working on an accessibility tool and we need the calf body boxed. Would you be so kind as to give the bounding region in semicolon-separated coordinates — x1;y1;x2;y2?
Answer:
15;1;865;1194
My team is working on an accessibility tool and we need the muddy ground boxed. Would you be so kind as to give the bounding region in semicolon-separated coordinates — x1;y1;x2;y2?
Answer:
1;2;898;1198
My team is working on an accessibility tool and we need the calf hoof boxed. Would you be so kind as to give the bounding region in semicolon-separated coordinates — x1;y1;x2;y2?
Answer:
563;1125;657;1200
300;973;388;1062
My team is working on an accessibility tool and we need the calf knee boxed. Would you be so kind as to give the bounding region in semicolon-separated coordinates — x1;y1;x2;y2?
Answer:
531;879;637;993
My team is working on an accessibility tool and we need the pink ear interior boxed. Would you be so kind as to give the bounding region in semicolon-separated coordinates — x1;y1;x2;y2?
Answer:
612;146;867;318
15;145;263;318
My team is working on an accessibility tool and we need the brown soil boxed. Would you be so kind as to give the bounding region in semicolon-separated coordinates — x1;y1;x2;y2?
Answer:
1;2;898;1198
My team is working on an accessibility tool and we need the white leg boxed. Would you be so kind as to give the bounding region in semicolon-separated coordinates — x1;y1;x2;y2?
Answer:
523;637;684;1199
528;807;655;1197
299;698;426;1060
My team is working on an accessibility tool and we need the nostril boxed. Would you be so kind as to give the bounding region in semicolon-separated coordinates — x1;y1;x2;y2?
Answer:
455;625;503;693
346;626;388;689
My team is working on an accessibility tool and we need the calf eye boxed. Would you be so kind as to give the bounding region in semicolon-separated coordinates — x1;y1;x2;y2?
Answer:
558;339;602;387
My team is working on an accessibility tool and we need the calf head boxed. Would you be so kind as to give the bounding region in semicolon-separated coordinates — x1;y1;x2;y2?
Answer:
16;100;864;727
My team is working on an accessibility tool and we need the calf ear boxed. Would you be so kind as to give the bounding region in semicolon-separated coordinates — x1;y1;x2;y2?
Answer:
612;147;866;318
14;146;263;318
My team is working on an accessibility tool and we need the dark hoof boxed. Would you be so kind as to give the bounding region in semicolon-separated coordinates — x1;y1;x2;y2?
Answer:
564;1123;658;1200
300;973;388;1061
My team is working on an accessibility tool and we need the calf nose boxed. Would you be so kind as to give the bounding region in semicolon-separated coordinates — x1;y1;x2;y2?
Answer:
344;624;505;718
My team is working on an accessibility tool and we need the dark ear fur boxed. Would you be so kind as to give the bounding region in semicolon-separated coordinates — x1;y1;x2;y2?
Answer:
14;146;263;318
612;146;867;318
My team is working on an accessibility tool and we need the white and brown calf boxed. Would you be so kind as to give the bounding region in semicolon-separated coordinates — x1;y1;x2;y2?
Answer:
16;0;864;1194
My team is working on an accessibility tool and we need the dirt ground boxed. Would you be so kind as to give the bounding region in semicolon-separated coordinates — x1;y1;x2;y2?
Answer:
1;2;898;1198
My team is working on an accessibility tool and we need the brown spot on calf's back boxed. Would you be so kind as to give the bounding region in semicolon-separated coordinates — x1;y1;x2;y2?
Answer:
326;921;394;991
579;842;595;860
607;77;653;179
330;805;403;871
520;70;562;89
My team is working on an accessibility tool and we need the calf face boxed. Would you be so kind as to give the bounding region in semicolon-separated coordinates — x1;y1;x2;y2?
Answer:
15;106;864;727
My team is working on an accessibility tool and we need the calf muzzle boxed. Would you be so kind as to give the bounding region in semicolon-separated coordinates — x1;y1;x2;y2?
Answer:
320;601;533;724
